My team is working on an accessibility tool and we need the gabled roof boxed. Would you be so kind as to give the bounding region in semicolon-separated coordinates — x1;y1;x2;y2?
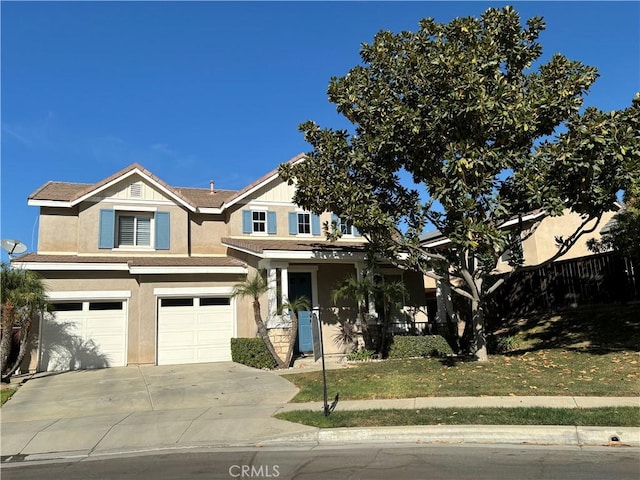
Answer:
27;153;307;213
220;152;306;209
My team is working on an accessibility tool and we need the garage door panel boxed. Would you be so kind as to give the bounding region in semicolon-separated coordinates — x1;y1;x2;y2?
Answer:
157;297;233;366
41;303;127;372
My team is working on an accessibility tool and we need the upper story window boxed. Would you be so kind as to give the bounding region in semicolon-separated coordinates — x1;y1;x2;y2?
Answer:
297;213;311;234
289;211;320;236
332;214;361;237
118;214;152;247
252;211;266;233
99;208;170;250
242;209;276;235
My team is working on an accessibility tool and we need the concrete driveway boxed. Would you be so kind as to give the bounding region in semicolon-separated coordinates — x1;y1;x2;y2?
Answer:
0;363;316;458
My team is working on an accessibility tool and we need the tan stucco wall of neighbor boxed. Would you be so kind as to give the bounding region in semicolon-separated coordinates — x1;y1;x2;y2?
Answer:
478;209;620;274
524;209;617;265
38;207;80;253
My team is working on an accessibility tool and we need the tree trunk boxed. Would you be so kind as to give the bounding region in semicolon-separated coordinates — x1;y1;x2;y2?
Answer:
379;304;392;358
283;311;298;368
0;302;16;381
358;305;373;350
471;298;488;362
3;315;33;381
253;299;285;368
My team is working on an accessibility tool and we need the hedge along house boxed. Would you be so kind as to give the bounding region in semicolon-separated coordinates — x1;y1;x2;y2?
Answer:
14;154;428;372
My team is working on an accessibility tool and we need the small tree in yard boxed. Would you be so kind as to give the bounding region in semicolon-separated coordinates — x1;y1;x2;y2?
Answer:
233;273;286;369
372;278;409;358
280;6;640;361
1;263;48;382
332;272;409;357
331;274;376;351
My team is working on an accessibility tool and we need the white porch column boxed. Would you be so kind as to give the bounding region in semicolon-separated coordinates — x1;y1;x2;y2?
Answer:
280;266;289;302
267;267;278;320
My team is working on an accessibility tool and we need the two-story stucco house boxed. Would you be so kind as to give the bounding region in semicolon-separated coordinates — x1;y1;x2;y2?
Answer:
14;154;427;372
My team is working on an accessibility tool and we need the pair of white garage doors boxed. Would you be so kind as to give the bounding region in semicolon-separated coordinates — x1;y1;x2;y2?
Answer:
40;295;234;371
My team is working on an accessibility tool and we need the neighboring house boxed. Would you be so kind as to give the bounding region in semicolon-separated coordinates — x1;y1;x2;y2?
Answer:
420;206;621;324
14;154;427;372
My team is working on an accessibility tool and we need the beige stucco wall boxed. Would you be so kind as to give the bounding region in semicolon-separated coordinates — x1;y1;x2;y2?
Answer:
38;207;80;253
523;209;617;265
227;203;337;239
75;200;189;255
190;213;229;255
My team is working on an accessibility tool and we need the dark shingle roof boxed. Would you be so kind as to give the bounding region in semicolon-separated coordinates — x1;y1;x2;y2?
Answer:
27;153;306;211
13;253;246;267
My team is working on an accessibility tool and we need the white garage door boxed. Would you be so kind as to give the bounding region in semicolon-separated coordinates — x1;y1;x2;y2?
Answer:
41;300;127;371
157;297;234;365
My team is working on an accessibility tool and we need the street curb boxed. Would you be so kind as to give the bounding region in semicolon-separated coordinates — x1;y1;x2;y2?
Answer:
261;425;640;448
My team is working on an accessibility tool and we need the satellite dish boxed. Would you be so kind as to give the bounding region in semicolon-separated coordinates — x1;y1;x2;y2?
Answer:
1;239;27;256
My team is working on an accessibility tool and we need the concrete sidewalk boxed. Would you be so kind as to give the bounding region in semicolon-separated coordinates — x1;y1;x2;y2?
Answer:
278;395;640;412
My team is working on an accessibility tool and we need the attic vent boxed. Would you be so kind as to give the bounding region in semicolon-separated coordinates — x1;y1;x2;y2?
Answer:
130;183;142;198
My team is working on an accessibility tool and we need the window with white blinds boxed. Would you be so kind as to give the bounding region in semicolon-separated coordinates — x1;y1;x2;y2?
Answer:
118;214;152;247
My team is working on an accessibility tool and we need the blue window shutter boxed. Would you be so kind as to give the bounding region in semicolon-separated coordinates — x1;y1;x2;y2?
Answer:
98;209;115;249
311;214;321;236
288;212;298;235
155;211;170;250
267;211;277;235
242;210;252;234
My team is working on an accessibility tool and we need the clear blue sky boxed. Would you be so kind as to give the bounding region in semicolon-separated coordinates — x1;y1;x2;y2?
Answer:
2;1;638;260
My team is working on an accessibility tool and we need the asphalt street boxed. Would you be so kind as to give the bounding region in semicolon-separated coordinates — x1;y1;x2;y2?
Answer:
2;444;638;480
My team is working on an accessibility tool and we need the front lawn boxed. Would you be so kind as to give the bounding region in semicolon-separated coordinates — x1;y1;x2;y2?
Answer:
276;407;640;428
1;387;17;406
281;349;639;402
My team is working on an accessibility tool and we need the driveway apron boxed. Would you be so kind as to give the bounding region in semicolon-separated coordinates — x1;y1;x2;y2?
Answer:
0;362;315;457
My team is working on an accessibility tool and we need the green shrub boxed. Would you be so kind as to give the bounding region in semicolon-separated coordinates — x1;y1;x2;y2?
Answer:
346;348;376;361
388;335;454;359
231;337;277;369
488;335;522;354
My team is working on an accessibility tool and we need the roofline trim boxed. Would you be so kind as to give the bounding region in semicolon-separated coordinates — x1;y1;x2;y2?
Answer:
220;153;306;211
71;168;197;212
129;266;247;275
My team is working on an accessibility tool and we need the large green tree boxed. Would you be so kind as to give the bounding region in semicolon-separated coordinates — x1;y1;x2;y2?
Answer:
280;6;640;361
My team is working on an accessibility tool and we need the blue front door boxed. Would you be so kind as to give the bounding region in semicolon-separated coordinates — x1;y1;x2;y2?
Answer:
288;272;313;353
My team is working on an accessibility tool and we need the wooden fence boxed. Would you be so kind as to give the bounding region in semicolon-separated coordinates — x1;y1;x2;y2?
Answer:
488;252;639;319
